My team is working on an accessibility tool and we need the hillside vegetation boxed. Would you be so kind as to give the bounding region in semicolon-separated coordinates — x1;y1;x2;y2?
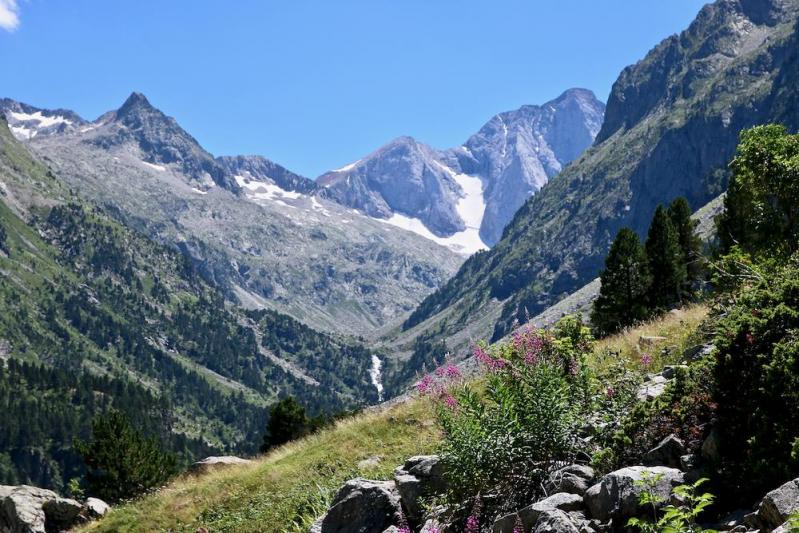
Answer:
79;307;707;532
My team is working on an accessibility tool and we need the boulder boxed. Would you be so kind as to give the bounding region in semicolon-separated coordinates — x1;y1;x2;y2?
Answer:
660;365;687;380
583;466;685;524
532;509;583;533
394;455;446;524
396;456;446;493
756;477;799;529
315;478;403;533
83;497;111;519
42;497;82;530
643;434;686;468
0;485;58;533
189;455;252;474
547;465;596;496
493;493;583;532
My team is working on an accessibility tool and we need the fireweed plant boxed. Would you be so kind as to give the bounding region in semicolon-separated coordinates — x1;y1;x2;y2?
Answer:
418;316;594;515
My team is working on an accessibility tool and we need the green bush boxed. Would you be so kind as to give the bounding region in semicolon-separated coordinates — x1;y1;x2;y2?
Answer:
712;254;799;502
426;316;591;512
628;476;717;533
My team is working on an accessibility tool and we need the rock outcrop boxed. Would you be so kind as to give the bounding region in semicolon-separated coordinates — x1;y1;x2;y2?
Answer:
190;455;253;474
311;479;404;533
583;466;685;524
0;485;108;533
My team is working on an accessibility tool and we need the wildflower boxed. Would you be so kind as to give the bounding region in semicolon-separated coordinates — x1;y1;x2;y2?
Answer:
442;393;458;410
444;364;461;379
415;375;434;395
640;352;653;366
513;515;525;533
605;386;616;398
745;332;755;345
568;358;579;377
465;495;482;533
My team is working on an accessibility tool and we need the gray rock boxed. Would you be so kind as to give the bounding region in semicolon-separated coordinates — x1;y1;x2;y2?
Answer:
394;455;447;525
643;434;686;468
637;375;670;401
0;485;58;533
42;497;82;530
583;466;685;523
83;497;110;519
316;478;403;533
357;456;383;470
190;455;253;474
757;477;799;529
532;509;583;533
679;454;698;472
394;473;423;525
547;465;596;496
493;493;583;532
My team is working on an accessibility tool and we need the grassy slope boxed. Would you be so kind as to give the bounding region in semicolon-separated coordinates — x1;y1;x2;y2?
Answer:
80;399;439;533
81;305;708;532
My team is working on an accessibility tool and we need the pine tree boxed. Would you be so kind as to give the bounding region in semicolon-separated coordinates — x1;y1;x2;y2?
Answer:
590;228;652;336
75;410;178;502
667;197;702;298
260;396;309;452
645;205;686;309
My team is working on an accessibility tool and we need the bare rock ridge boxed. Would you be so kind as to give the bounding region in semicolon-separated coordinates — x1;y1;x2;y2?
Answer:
318;88;606;248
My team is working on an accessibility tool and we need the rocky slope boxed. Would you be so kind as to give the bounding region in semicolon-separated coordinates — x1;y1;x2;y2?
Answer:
318;89;605;250
7;94;463;337
399;0;799;355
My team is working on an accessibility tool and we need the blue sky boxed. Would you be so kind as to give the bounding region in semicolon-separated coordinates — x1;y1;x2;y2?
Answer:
0;1;707;177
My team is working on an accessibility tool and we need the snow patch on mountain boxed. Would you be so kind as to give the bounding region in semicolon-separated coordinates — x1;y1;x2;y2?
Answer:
333;159;361;173
141;160;167;172
380;211;487;255
235;174;302;208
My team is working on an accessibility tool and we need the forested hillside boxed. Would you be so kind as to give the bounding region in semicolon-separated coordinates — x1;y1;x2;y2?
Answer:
0;116;379;492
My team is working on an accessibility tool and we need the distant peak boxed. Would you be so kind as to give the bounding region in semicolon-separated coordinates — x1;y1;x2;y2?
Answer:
116;92;155;118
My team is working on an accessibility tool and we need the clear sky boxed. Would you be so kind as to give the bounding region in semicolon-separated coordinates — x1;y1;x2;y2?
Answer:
0;0;708;177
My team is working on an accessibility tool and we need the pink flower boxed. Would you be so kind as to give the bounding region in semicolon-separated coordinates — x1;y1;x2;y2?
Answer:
442;393;458;410
745;332;755;345
415;375;434;395
640;353;653;366
465;515;480;533
606;386;616;398
568;359;579;377
444;364;461;379
435;365;447;377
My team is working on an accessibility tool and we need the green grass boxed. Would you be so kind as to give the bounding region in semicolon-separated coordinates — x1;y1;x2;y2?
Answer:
79;398;439;533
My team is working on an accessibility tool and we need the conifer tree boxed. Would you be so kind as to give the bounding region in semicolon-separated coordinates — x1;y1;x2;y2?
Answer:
667;197;702;298
260;396;309;452
75;410;178;502
590;228;651;336
645;205;686;309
